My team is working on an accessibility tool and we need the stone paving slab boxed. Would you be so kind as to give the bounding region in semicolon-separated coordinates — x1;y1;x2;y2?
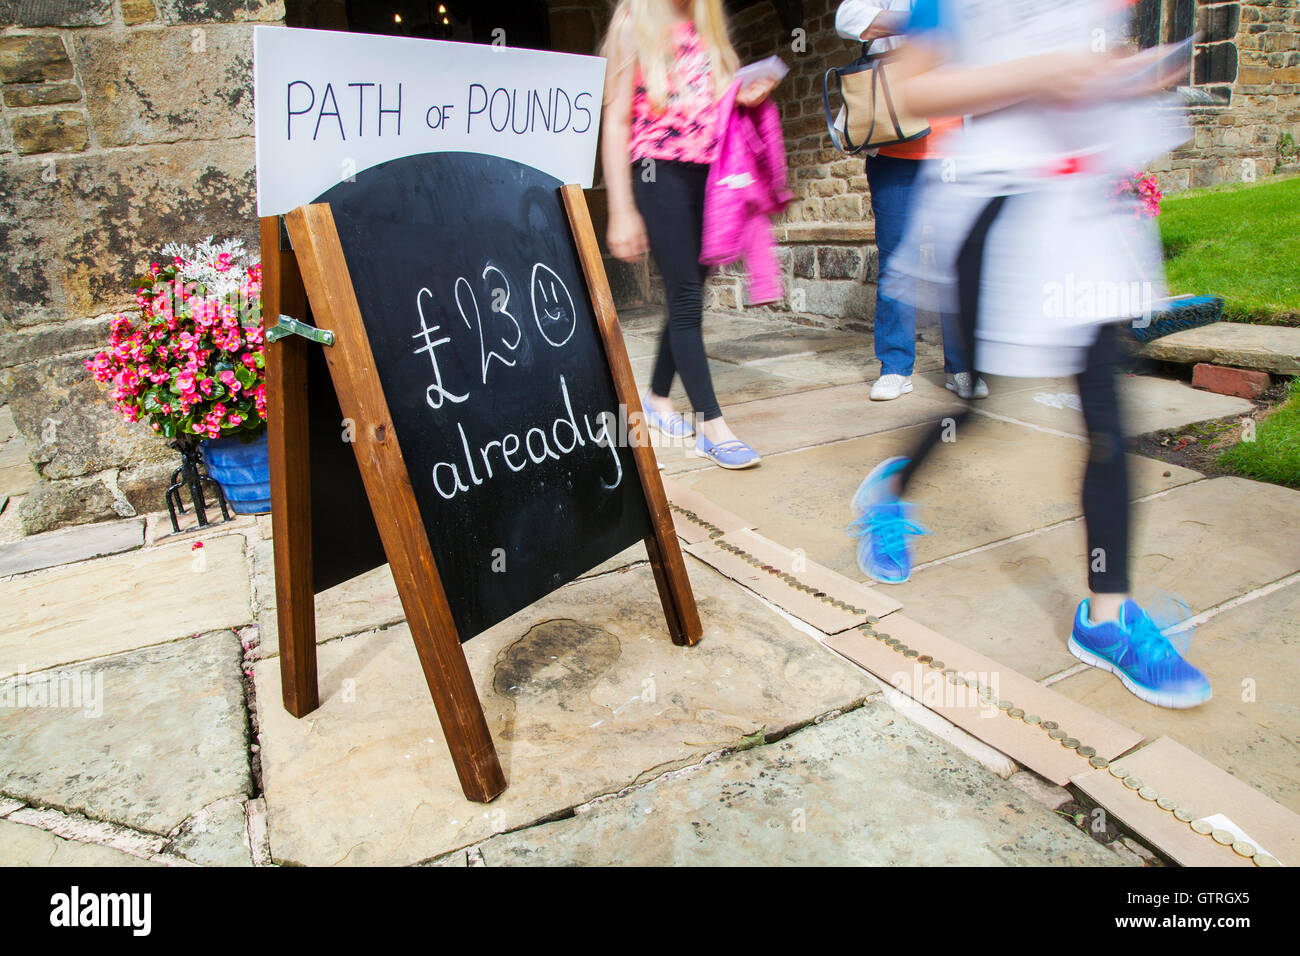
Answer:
0;817;157;866
254;539;648;659
254;559;879;866
1054;578;1300;816
707;381;964;462
0;531;251;678
631;355;826;412
0;517;144;578
0;630;251;836
168;797;253;867
0;407;15;444
676;420;1201;580
700;313;808;345
472;701;1123;866
619;332;659;362
1136;322;1300;376
253;536;406;659
892;477;1300;682
936;372;1255;437
705;328;865;365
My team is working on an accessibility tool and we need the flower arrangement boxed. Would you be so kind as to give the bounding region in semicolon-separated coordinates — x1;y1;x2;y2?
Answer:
1116;170;1163;218
87;237;266;441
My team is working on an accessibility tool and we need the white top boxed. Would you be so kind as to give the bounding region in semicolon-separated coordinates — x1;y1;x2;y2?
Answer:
834;0;914;55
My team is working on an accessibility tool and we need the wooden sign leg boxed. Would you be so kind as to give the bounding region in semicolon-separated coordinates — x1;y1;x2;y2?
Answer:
260;215;320;717
560;185;703;647
284;203;506;803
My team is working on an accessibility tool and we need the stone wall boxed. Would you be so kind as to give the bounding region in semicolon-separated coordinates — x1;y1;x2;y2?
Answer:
2;0;1297;535
0;0;282;533
1158;1;1300;190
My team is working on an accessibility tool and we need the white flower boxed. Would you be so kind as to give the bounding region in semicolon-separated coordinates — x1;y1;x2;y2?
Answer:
158;236;251;298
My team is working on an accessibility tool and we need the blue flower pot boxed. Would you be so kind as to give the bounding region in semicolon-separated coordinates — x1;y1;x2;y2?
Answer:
203;431;271;514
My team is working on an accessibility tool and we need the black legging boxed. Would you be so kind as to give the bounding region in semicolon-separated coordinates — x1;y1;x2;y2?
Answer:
899;195;1131;594
632;160;722;422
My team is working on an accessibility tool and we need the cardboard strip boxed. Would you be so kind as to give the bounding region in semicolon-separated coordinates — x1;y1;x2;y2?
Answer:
1073;736;1300;867
660;478;754;545
825;618;1143;785
684;529;900;634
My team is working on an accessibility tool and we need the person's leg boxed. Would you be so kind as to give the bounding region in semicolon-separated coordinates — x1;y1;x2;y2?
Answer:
865;155;921;391
633;162;754;464
897;195;1007;494
1076;323;1131;617
1068;324;1211;707
850;195;1008;584
633;163;720;421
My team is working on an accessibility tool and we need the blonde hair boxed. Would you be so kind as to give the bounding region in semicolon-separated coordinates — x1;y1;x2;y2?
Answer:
603;0;739;111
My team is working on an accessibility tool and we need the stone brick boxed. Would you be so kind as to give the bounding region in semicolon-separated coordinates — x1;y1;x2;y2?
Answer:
0;139;257;327
0;0;113;26
118;458;177;514
6;354;173;482
18;470;133;534
1192;363;1271;399
154;0;282;22
791;246;815;279
0;35;73;84
121;0;159;24
2;80;82;107
817;246;863;280
824;195;863;221
0;314;114;369
11;110;88;155
74;25;254;148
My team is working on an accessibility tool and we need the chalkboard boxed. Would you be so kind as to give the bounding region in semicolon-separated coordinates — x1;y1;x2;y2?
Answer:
311;152;652;639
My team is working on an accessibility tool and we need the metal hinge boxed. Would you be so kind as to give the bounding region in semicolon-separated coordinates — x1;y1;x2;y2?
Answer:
266;314;335;346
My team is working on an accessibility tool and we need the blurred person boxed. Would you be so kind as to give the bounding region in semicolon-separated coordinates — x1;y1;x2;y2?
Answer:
847;0;1211;708
835;0;987;401
601;0;778;470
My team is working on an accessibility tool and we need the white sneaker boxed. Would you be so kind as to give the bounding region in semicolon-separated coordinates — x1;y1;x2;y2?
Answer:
870;374;912;401
946;371;989;400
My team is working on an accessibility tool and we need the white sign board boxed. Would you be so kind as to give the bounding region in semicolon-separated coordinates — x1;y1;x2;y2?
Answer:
253;26;606;217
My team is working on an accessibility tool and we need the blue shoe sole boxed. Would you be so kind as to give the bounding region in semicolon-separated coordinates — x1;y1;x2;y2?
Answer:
1068;636;1212;709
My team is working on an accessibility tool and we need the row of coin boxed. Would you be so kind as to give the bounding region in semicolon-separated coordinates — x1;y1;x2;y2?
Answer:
670;504;873;617
854;621;1281;868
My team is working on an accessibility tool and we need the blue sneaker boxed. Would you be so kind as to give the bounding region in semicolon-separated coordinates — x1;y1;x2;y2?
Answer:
641;393;694;439
694;434;760;469
1069;599;1212;709
846;457;927;584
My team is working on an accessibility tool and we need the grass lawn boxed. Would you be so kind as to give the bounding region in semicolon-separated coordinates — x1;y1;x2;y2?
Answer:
1159;175;1300;326
1218;378;1300;488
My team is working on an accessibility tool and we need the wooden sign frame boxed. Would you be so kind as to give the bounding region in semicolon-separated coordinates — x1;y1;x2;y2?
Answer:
258;185;701;804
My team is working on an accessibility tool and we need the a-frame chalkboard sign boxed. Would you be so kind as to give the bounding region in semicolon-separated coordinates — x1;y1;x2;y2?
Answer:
259;164;701;803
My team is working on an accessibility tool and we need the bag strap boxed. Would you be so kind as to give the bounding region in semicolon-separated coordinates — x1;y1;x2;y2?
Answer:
876;63;907;142
822;67;857;154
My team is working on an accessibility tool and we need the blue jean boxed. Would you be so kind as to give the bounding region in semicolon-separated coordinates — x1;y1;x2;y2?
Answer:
865;154;970;376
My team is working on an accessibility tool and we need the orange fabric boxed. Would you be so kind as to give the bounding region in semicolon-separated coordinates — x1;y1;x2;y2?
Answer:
877;115;962;160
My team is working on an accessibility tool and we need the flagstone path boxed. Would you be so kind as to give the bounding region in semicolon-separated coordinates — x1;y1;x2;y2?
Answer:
0;309;1292;866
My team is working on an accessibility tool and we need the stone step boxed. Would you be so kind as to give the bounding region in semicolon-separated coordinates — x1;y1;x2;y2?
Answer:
1135;322;1300;376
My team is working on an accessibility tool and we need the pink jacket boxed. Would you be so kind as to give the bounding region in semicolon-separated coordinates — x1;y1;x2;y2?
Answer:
700;81;794;305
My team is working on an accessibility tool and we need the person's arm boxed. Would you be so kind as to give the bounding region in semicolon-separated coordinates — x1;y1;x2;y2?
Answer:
891;36;1123;119
600;13;648;263
892;0;1167;119
835;2;908;44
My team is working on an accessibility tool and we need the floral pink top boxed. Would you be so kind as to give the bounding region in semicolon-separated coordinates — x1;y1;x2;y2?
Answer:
628;21;720;166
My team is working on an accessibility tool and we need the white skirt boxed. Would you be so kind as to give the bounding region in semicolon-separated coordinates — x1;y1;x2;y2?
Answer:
882;97;1184;379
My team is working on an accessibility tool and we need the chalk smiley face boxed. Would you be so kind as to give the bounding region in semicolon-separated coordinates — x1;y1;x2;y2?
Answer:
530;262;576;347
